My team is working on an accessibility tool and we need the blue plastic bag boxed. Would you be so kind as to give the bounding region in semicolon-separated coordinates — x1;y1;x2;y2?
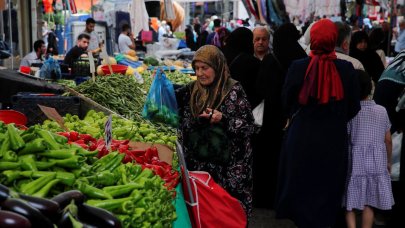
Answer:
142;69;179;127
40;57;62;80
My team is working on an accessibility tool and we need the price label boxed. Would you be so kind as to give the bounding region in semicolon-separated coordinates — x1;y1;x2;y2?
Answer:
38;105;68;131
101;48;113;74
88;52;96;73
104;115;113;150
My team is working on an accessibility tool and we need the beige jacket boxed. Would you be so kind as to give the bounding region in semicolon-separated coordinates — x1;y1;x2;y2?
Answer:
336;52;365;71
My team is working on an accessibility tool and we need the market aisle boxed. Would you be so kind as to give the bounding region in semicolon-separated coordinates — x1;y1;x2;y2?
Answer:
249;208;392;228
249;209;296;228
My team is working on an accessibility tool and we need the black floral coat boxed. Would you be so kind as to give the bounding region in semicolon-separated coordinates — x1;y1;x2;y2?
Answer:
176;82;255;218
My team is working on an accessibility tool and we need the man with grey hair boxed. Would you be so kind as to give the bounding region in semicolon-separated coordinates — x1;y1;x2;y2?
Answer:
253;26;271;60
395;19;405;53
334;21;365;70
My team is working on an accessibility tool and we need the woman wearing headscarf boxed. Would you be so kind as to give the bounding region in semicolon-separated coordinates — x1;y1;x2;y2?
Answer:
223;27;262;107
275;19;361;228
350;31;385;83
369;27;388;68
212;27;230;49
253;23;306;209
185;25;196;51
175;45;255;218
373;51;405;227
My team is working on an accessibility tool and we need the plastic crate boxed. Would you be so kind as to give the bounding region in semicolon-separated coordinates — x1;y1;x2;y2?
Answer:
11;93;80;126
71;58;98;77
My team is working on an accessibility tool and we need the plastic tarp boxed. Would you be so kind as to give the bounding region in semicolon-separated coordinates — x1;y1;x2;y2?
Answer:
131;0;150;35
164;0;176;20
160;0;185;31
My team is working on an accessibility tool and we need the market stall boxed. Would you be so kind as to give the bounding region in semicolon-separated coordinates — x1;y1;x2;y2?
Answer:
0;69;65;108
0;54;196;227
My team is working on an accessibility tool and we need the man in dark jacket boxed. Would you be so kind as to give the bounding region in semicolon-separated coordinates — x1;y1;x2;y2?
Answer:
64;33;90;68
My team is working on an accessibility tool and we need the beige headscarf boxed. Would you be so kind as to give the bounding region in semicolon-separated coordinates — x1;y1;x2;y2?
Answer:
190;45;237;117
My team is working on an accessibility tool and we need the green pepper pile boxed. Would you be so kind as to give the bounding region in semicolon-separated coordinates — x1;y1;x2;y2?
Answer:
56;79;77;88
41;110;177;149
0;122;176;227
73;74;146;122
165;71;194;85
142;70;193;89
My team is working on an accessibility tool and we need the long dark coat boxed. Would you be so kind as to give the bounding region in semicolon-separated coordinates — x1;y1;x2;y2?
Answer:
275;58;361;228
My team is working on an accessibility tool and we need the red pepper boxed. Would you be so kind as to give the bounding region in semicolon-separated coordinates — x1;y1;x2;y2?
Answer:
73;142;89;150
79;134;96;143
148;147;159;162
128;150;145;156
123;154;133;163
118;144;129;153
97;148;109;158
134;156;145;164
69;131;79;141
151;160;169;167
112;139;129;145
75;139;85;144
96;139;105;151
58;132;70;138
88;142;97;151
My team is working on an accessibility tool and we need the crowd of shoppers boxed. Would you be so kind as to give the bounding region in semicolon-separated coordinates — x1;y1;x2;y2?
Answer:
178;16;404;228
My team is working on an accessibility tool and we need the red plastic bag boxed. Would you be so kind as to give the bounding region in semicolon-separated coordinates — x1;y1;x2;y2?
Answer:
43;0;53;13
182;171;247;228
141;30;153;43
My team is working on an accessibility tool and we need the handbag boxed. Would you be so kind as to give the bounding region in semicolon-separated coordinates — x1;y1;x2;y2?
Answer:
185;121;230;164
141;30;153;43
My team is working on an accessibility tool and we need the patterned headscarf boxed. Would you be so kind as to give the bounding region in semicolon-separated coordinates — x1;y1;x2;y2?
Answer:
190;45;237;117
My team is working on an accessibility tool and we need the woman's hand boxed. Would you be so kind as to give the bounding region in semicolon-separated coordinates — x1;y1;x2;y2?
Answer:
199;108;223;124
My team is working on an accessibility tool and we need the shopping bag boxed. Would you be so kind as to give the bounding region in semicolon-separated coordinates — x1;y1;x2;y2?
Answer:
252;100;264;126
39;57;62;80
141;30;153;43
182;171;247;228
0;40;11;59
176;141;246;228
142;69;179;127
185;121;230;164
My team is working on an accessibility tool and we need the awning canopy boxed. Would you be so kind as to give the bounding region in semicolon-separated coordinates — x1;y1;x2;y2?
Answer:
174;0;236;2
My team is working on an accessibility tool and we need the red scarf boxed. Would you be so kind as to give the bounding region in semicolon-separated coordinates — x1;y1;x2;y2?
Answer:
298;19;344;105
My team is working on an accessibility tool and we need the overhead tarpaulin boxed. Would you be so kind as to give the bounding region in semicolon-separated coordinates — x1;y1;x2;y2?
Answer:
160;0;184;31
178;0;220;1
164;0;176;20
132;0;150;35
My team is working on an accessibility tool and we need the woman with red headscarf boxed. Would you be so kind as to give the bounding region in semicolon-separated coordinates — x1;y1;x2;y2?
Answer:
275;19;361;228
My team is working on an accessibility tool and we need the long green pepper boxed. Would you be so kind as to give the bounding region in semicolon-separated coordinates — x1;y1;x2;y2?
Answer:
7;124;25;151
20;173;56;195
